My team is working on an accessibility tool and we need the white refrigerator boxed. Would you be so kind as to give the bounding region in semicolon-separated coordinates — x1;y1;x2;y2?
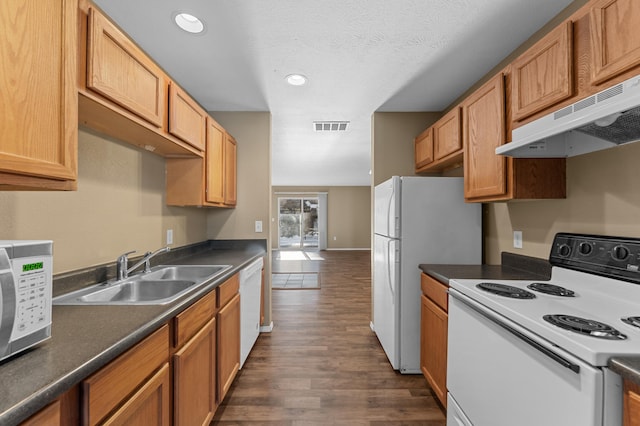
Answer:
372;176;481;374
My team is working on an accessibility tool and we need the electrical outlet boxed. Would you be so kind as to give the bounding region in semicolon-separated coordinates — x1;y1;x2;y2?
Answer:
333;236;337;241
255;221;263;233
513;231;523;249
166;229;174;245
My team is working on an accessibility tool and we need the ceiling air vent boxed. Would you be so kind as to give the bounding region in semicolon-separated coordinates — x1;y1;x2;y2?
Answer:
313;121;349;132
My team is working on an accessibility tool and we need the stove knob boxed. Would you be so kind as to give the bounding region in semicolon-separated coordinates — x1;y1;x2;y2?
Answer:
558;244;571;257
612;245;630;261
578;242;593;256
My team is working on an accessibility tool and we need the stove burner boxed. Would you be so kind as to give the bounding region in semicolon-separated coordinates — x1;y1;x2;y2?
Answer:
476;283;536;299
527;282;575;297
543;314;627;340
622;317;640;329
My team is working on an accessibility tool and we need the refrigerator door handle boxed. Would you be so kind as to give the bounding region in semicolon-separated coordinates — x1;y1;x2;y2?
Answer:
386;183;395;237
386;239;395;302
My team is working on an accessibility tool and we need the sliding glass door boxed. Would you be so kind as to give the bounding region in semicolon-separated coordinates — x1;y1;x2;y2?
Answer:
278;197;319;249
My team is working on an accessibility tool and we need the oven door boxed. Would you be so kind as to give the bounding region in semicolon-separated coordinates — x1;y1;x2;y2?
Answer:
448;290;613;426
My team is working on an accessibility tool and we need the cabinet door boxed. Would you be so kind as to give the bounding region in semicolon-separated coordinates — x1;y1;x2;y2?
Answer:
414;128;434;171
174;318;216;426
420;295;447;409
86;7;165;127
0;0;77;186
218;293;240;402
590;0;640;85
463;74;507;201
224;134;237;206
168;83;206;151
511;22;573;121
102;364;170;426
206;118;225;204
433;108;462;160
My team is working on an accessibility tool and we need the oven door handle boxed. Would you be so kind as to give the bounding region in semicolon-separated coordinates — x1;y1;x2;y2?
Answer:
451;291;581;374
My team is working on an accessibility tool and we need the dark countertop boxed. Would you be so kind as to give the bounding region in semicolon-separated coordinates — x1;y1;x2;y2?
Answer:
419;252;552;285
609;357;640;386
0;239;266;426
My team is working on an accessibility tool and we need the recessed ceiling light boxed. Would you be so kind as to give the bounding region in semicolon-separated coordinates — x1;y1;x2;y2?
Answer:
286;74;307;86
174;12;205;34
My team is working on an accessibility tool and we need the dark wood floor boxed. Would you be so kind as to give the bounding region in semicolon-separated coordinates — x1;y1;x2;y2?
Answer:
211;250;446;425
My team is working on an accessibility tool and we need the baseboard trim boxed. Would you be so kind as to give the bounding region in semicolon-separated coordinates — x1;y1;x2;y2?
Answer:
326;248;371;251
260;321;274;332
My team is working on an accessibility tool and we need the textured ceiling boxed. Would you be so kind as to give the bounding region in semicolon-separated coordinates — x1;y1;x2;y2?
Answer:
93;0;574;186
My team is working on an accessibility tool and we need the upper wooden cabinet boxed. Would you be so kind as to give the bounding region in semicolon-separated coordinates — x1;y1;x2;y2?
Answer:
433;107;462;162
78;1;201;157
590;0;640;85
415;107;462;173
86;8;165;127
206;118;226;204
464;73;566;202
165;117;237;208
414;128;434;171
224;134;238;207
0;0;77;190
168;82;207;151
464;74;508;201
511;22;573;122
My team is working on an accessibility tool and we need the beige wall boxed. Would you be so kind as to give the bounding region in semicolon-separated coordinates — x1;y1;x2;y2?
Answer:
206;112;273;325
0;128;208;274
271;186;371;250
485;141;640;264
371;112;441;186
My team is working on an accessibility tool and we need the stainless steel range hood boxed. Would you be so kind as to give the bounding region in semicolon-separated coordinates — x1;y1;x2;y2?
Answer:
497;74;640;158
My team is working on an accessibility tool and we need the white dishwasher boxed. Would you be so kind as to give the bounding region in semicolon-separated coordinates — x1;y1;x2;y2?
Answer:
239;257;263;368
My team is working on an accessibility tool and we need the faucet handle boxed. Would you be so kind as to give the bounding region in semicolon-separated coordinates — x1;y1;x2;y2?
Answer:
117;250;137;260
116;250;136;280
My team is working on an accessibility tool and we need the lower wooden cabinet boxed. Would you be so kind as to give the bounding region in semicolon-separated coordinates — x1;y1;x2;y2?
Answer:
82;325;169;425
173;318;216;425
102;364;171;426
217;275;241;402
20;274;244;424
420;273;448;408
20;400;61;426
172;289;217;425
625;379;640;426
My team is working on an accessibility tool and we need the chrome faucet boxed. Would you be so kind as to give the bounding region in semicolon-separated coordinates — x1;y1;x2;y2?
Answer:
115;246;170;280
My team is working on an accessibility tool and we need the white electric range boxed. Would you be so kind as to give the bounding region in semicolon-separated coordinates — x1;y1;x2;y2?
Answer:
447;233;640;426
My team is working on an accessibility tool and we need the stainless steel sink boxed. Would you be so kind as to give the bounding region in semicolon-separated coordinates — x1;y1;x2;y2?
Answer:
53;264;231;305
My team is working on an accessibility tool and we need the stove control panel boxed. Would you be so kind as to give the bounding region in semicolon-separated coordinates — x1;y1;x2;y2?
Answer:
550;233;640;284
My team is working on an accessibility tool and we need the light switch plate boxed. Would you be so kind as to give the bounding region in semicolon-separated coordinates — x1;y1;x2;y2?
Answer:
166;229;174;245
255;221;263;233
513;231;523;249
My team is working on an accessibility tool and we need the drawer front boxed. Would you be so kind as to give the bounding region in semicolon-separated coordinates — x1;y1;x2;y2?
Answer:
420;273;448;312
82;325;169;425
218;274;239;308
173;290;216;348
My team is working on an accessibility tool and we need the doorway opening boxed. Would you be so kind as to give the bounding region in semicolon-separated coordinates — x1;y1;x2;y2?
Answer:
278;197;319;250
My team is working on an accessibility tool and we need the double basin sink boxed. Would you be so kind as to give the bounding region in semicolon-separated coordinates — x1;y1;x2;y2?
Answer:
53;265;231;305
